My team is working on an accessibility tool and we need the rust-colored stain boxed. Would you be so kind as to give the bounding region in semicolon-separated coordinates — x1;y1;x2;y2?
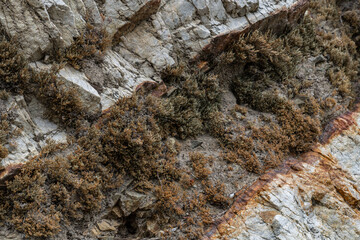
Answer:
135;81;168;98
135;80;158;93
202;157;305;238
198;61;209;71
202;102;360;239
319;110;357;144
202;150;351;239
0;163;23;187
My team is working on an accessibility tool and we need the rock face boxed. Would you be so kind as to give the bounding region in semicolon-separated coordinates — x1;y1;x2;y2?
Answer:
1;0;360;239
203;107;360;240
0;0;305;113
0;0;81;61
0;95;67;188
0;0;306;172
222;0;259;17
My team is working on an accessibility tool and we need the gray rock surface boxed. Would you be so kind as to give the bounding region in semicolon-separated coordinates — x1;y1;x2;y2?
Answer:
58;66;101;116
0;95;67;168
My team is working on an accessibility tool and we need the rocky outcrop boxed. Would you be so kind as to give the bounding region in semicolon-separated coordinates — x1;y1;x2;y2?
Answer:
0;0;307;112
2;0;360;239
0;0;308;174
204;107;360;239
0;95;67;183
0;0;82;61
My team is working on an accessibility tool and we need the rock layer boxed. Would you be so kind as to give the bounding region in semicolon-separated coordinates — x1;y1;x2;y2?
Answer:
204;106;360;239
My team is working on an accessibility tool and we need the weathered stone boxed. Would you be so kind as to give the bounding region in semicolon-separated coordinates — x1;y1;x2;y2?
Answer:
97;219;120;232
0;96;39;167
222;0;248;17
192;0;210;16
27;97;68;147
119;191;155;217
194;25;211;39
58;66;101;116
121;25;176;70
247;0;259;12
0;0;88;60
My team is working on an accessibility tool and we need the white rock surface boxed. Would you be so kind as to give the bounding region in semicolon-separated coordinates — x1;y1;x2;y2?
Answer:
0;95;66;167
1;96;38;167
58;66;101;116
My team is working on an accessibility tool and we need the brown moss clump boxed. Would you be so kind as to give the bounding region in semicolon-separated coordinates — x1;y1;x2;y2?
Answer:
0;90;9;100
101;94;163;183
55;22;111;70
342;10;360;29
322;97;337;110
156;73;221;139
3;138;119;237
0;109;16;157
190;152;213;179
209;18;327;173
309;0;359;100
0;40;30;92
229;30;296;82
275;103;321;153
155;181;184;216
0;39;87;127
203;181;229;207
328;68;352;97
0;144;8;159
30;69;86;126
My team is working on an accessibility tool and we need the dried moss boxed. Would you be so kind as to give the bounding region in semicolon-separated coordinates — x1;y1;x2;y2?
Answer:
101;93;163;182
0;107;17;159
155;73;221;139
3;140;120;237
30;68;86;126
0;40;30;92
55;22;111;70
190;152;213;180
0;144;8;159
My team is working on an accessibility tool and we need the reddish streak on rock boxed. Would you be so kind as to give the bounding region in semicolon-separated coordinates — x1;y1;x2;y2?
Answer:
203;152;326;239
135;81;160;94
203;158;298;238
203;104;360;238
0;164;23;187
135;81;169;97
320;110;357;144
